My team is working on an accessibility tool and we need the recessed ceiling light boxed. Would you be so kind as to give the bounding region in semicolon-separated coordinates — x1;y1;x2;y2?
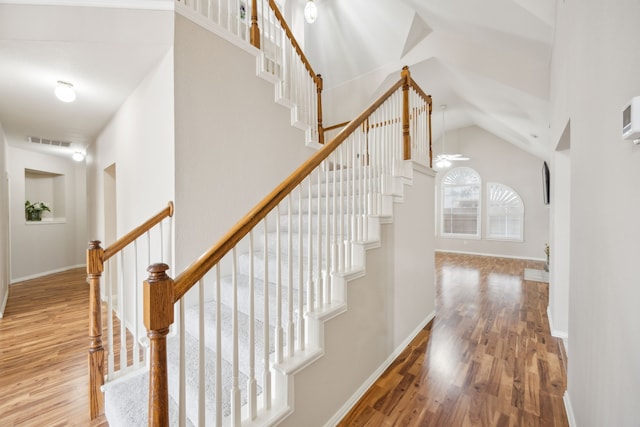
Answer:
55;81;76;103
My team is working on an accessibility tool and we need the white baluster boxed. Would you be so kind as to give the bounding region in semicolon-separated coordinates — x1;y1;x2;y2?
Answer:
231;248;241;427
262;218;271;409
179;298;186;427
324;159;331;304
106;260;114;378
287;196;294;358
215;266;222;426
198;278;205;426
248;231;257;419
275;205;283;364
133;240;140;368
306;177;314;313
118;251;127;371
316;169;323;308
297;186;305;351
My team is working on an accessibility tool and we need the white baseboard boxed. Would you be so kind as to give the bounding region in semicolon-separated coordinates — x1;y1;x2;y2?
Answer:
0;287;8;318
547;307;569;356
10;264;86;284
564;391;577;427
435;249;546;262
323;310;436;427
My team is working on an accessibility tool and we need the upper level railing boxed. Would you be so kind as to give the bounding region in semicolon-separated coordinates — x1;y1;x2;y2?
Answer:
141;66;431;426
87;202;174;420
177;0;325;145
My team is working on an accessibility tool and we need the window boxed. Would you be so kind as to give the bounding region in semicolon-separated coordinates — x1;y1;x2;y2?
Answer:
486;182;524;241
441;167;481;238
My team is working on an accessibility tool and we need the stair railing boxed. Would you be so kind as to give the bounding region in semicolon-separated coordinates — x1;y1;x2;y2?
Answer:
176;0;325;145
142;66;430;426
87;201;174;420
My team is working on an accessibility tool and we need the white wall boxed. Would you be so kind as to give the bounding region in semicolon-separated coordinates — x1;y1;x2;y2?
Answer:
0;122;9;316
550;1;640;425
548;122;570;344
7;146;86;281
87;49;175;243
173;14;315;272
434;125;549;260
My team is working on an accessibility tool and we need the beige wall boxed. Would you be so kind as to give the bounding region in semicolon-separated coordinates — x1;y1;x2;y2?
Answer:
434;125;549;260
7;145;86;281
551;1;640;425
173;14;315;272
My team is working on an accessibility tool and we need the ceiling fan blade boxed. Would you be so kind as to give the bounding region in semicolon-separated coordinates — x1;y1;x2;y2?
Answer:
451;156;470;161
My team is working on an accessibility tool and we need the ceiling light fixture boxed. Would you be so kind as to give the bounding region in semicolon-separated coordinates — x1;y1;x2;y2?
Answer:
55;81;76;103
72;151;85;162
304;0;317;24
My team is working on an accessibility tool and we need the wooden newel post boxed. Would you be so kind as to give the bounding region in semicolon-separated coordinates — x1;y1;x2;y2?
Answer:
144;263;174;427
316;74;325;144
401;66;411;160
87;240;105;420
250;0;260;48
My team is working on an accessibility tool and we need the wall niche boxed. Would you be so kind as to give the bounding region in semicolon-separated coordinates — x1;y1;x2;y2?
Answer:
24;169;65;222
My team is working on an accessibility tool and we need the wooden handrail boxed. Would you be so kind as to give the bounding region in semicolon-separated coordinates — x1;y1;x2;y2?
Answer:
324;121;351;132
104;201;174;261
86;201;174;420
409;77;432;106
267;0;317;80
173;76;405;301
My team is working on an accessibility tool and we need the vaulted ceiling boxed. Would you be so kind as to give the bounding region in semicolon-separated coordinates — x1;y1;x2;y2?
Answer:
303;0;556;159
0;0;555;161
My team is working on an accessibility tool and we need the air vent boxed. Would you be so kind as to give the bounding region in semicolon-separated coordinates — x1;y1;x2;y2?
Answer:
27;136;71;148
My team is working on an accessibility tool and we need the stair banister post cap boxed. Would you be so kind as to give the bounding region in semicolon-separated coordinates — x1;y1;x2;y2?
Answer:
144;263;174;330
147;263;171;281
88;240;102;249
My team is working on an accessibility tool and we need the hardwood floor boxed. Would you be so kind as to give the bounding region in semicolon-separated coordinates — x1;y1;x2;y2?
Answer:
0;268;109;426
338;253;569;427
0;254;567;426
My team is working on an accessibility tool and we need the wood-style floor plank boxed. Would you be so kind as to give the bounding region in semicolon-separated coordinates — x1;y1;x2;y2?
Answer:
338;253;568;427
0;268;108;426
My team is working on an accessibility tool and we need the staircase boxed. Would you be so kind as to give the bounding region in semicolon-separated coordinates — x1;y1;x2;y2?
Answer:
88;1;436;426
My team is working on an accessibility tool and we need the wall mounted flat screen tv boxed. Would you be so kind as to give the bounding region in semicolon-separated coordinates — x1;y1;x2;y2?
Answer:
542;161;550;205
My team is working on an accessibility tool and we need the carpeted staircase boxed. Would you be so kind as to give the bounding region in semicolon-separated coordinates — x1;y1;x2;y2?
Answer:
104;166;376;425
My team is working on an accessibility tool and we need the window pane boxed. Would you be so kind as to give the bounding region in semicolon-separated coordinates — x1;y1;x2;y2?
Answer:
441;168;481;237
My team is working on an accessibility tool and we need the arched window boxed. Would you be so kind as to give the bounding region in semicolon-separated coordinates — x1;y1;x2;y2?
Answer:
486;182;524;241
441;167;481;238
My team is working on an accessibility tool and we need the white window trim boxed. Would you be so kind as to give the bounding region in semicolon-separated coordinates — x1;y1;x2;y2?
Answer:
485;182;524;242
440;167;482;239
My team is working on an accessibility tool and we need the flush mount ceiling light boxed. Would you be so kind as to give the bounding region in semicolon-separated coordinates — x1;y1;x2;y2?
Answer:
55;81;76;103
72;151;85;162
304;0;317;24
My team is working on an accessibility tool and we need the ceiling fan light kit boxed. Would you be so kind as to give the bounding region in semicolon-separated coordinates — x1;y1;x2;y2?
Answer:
435;104;469;169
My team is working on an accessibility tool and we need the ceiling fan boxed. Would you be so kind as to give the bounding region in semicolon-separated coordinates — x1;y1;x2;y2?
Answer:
434;105;469;169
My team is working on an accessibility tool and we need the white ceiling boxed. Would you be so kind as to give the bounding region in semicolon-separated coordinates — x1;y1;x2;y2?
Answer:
0;0;555;161
0;1;173;159
304;0;556;159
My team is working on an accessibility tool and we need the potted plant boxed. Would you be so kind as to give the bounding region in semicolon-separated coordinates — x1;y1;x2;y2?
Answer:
25;200;51;221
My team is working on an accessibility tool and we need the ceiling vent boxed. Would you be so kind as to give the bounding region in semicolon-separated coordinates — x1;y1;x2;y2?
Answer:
27;136;71;148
